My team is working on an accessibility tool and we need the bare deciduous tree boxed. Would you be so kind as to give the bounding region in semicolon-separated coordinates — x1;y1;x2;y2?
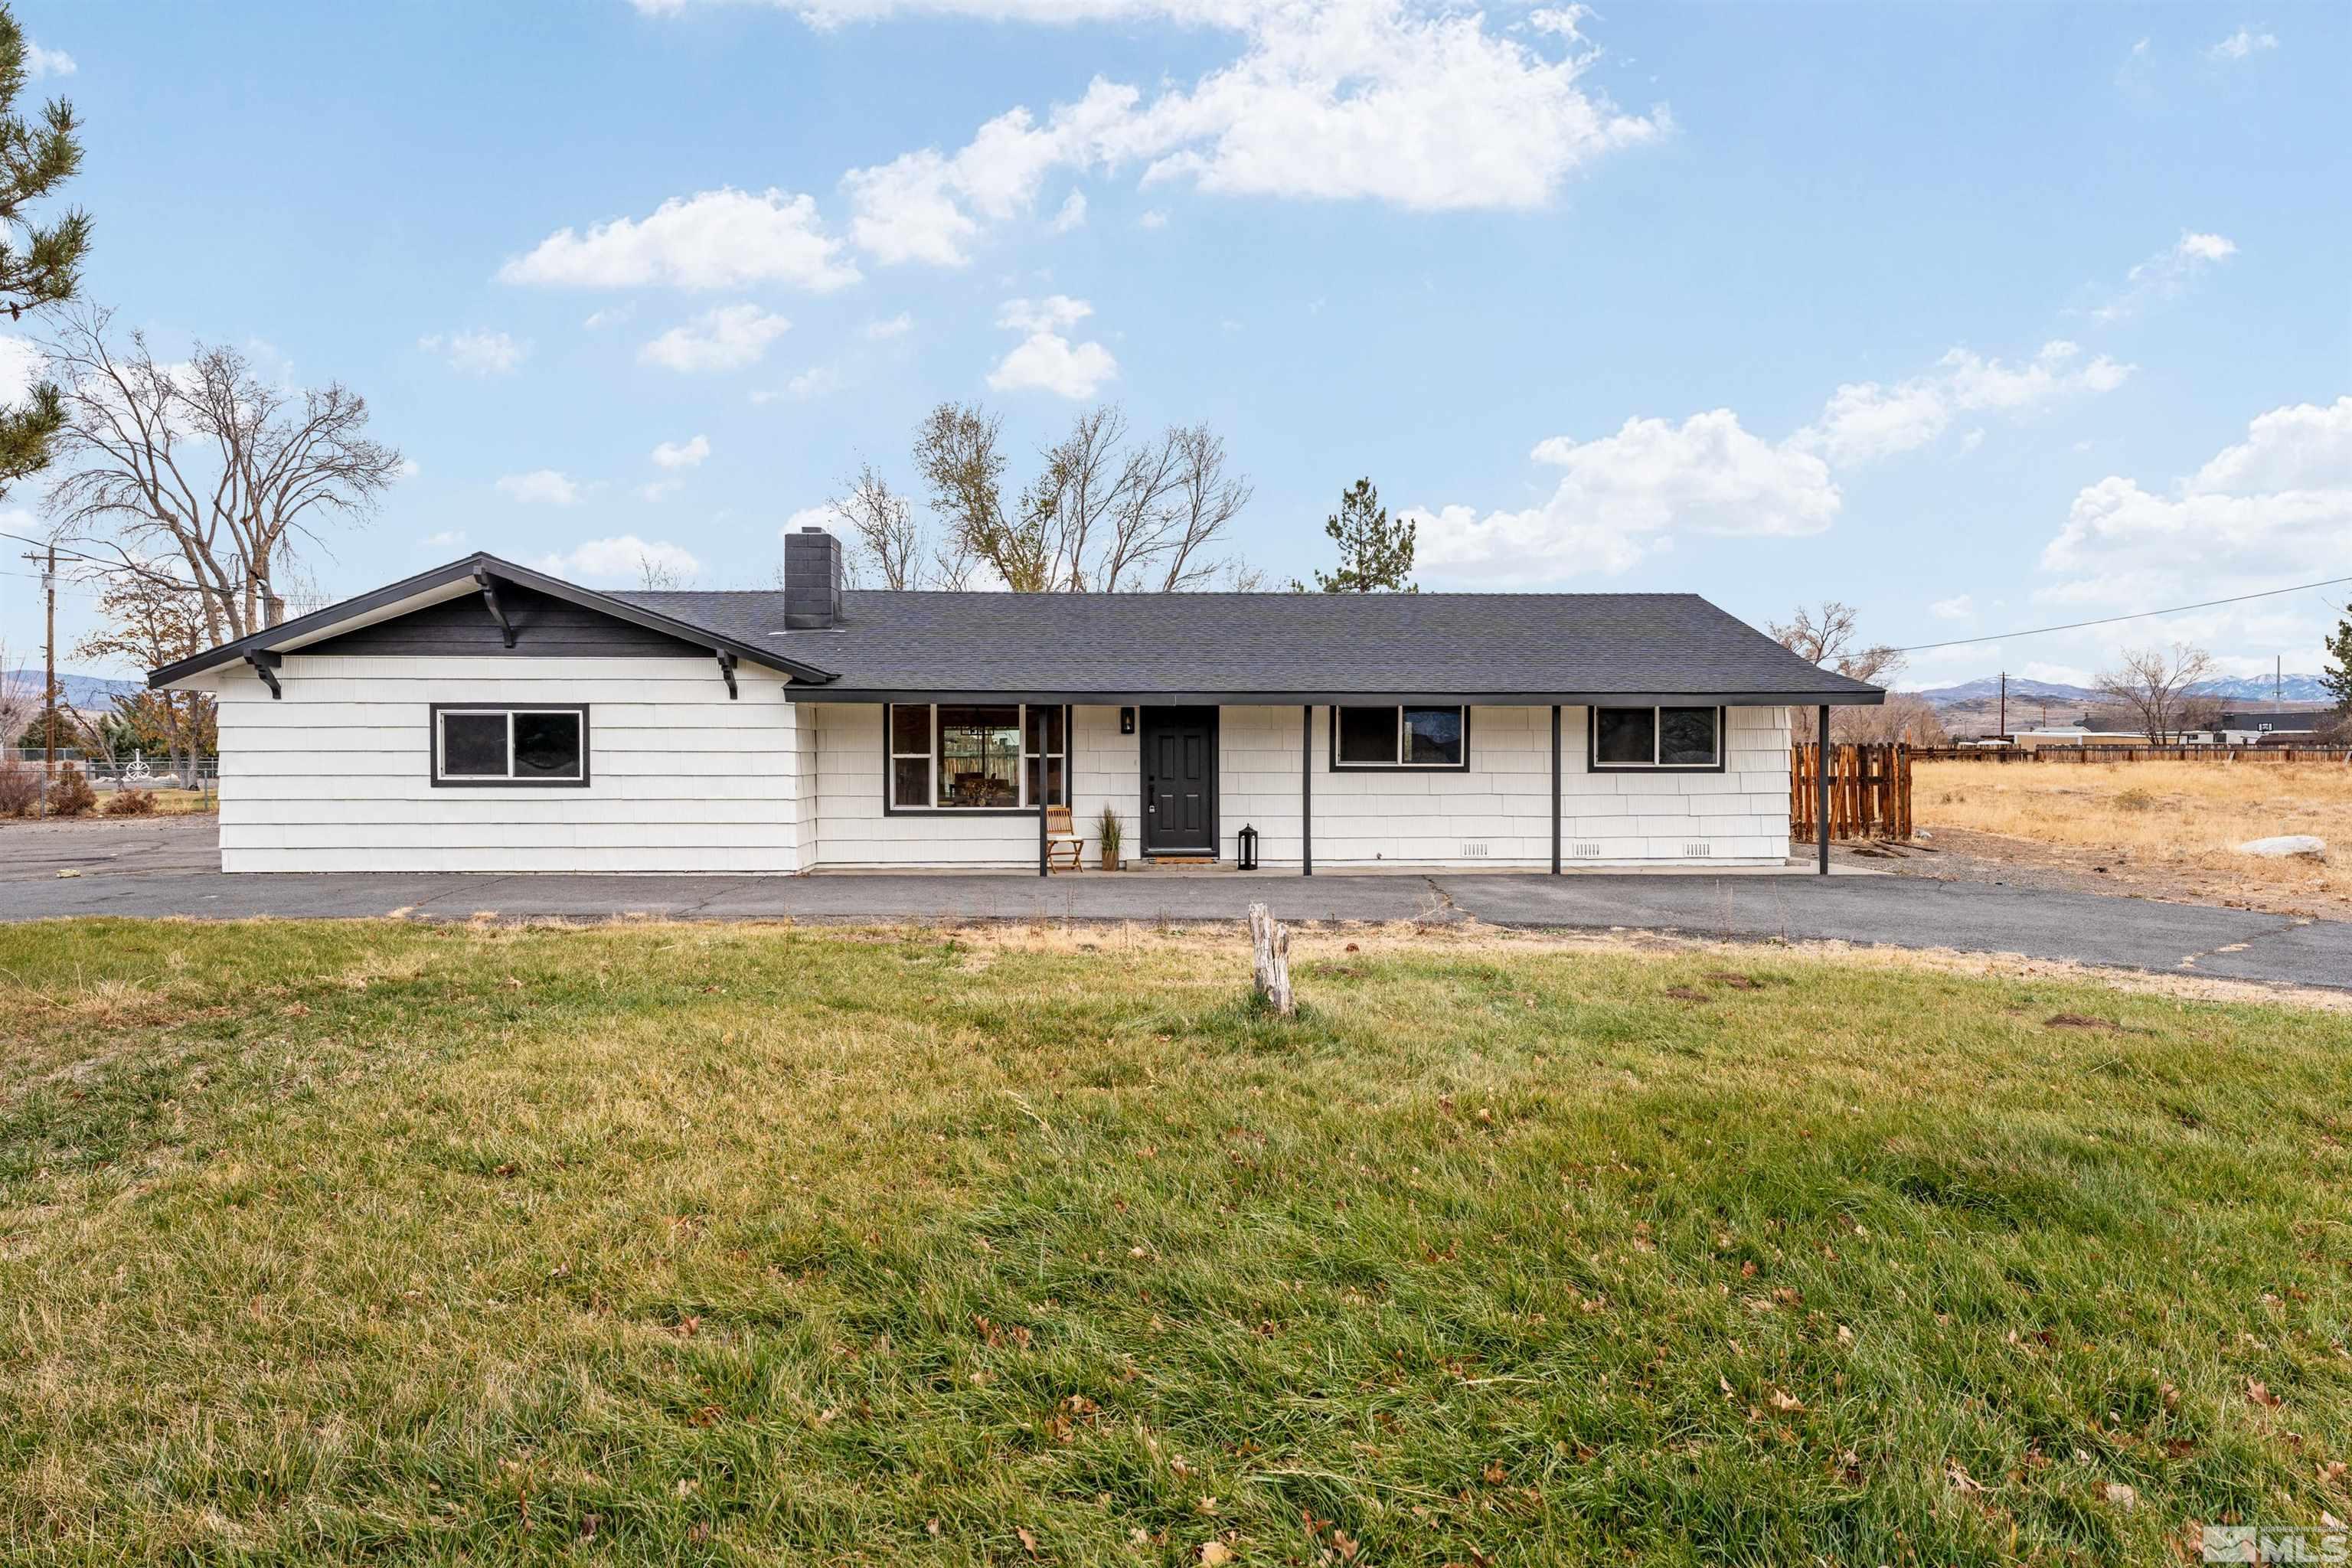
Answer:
828;460;923;589
902;400;1256;592
1770;600;1906;740
0;643;38;745
2096;642;2216;743
73;571;212;782
41;306;405;645
1835;691;1950;745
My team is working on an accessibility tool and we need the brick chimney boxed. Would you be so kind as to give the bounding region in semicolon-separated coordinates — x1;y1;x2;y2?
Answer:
783;526;843;629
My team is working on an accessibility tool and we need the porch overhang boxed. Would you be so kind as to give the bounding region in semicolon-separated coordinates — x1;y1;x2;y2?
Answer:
782;688;1888;707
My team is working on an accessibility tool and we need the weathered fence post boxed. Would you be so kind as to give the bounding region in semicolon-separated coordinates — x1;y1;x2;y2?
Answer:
1247;902;1294;1017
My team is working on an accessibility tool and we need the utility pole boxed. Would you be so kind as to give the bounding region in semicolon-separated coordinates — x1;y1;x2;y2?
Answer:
1998;671;2007;739
25;542;55;816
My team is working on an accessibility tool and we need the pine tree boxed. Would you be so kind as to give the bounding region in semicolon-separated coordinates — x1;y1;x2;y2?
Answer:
1312;478;1416;593
2321;605;2352;712
0;4;86;497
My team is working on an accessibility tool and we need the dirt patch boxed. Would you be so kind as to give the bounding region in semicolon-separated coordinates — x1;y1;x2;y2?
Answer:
1893;761;2352;920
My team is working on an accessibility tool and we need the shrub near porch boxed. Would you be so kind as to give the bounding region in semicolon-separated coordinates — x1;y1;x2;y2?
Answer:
2;920;2347;1564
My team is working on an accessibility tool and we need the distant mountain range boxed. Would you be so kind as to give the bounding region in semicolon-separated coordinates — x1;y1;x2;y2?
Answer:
1916;674;2334;708
2;668;145;707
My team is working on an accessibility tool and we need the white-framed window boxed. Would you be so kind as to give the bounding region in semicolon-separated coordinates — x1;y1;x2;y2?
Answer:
887;703;1069;812
1330;704;1468;770
1589;705;1722;771
431;705;589;786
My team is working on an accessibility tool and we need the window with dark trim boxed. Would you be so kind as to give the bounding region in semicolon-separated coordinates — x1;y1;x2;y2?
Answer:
1329;704;1469;770
431;704;590;786
1588;705;1723;770
887;703;1070;811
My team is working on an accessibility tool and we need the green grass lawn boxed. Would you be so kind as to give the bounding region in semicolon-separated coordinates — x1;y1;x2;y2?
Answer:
2;920;2347;1565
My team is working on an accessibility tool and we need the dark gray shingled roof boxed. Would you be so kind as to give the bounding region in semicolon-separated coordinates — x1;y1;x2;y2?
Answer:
148;550;1881;705
616;588;1886;706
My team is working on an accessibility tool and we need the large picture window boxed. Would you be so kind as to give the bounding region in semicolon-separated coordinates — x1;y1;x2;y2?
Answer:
1589;705;1723;770
887;703;1069;811
431;705;589;786
1330;704;1468;770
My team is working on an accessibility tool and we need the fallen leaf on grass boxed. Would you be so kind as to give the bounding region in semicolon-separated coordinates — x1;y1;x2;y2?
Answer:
1946;1459;1984;1493
2248;1379;2283;1408
1199;1544;1234;1566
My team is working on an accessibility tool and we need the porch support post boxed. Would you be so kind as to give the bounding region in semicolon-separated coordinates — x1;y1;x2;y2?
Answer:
1039;799;1049;877
1301;704;1313;877
1817;704;1831;876
1550;704;1562;875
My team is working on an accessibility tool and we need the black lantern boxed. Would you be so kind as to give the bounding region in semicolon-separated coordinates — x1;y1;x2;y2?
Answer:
1237;823;1259;871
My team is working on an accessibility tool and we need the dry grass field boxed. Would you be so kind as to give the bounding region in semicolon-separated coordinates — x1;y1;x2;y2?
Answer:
1913;759;2352;916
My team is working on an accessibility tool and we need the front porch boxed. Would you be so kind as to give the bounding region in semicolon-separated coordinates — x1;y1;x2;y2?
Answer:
793;701;1798;876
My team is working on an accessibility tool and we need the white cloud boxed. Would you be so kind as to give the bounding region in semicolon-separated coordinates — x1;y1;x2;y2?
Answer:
1136;208;1168;229
1050;189;1088;231
421;530;468;550
418;328;528;376
780;506;833;538
2090;230;2236;324
998;295;1093;333
500;187;859;292
495;469;585;505
537;535;703;584
651;434;712;469
864;311;914;338
0;335;44;404
1930;593;1973;621
583;305;635;330
636;479;684;502
398;458;423;479
786;364;841;399
1414;410;1841;580
2040;397;2352;599
2207;27;2277;60
1795;341;2132;465
986;296;1118;397
831;0;1665;266
640;303;792;371
24;41;73;77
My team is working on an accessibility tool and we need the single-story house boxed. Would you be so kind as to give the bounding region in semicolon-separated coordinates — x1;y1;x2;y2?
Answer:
149;527;1883;874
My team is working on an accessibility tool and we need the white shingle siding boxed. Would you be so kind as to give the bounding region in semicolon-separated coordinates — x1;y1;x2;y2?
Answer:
209;654;807;873
1217;704;1787;868
207;672;1789;873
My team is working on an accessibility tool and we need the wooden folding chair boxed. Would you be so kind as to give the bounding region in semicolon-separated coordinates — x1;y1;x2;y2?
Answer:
1044;804;1086;872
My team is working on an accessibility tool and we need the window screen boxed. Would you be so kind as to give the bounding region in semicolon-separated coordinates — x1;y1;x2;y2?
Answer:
1657;707;1719;767
1592;706;1721;769
1403;707;1463;766
1593;707;1655;765
434;707;588;785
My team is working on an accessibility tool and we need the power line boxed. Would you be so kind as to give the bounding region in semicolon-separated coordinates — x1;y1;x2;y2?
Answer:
1896;574;2352;652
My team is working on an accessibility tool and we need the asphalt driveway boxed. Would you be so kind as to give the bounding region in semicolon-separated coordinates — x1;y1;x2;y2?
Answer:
3;815;2345;991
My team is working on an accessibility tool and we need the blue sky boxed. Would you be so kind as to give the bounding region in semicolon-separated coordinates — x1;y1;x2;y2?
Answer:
3;0;2347;688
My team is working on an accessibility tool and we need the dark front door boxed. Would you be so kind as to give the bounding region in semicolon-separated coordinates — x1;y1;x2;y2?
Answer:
1141;707;1217;856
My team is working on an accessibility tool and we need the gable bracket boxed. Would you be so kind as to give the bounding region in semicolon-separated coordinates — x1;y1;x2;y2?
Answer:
474;569;517;648
715;649;738;700
244;650;283;699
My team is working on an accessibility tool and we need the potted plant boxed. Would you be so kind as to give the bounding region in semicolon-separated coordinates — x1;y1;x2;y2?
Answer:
1096;804;1124;871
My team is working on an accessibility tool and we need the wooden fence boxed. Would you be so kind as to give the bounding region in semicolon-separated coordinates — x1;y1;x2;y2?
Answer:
1913;745;2352;764
1791;742;1912;844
